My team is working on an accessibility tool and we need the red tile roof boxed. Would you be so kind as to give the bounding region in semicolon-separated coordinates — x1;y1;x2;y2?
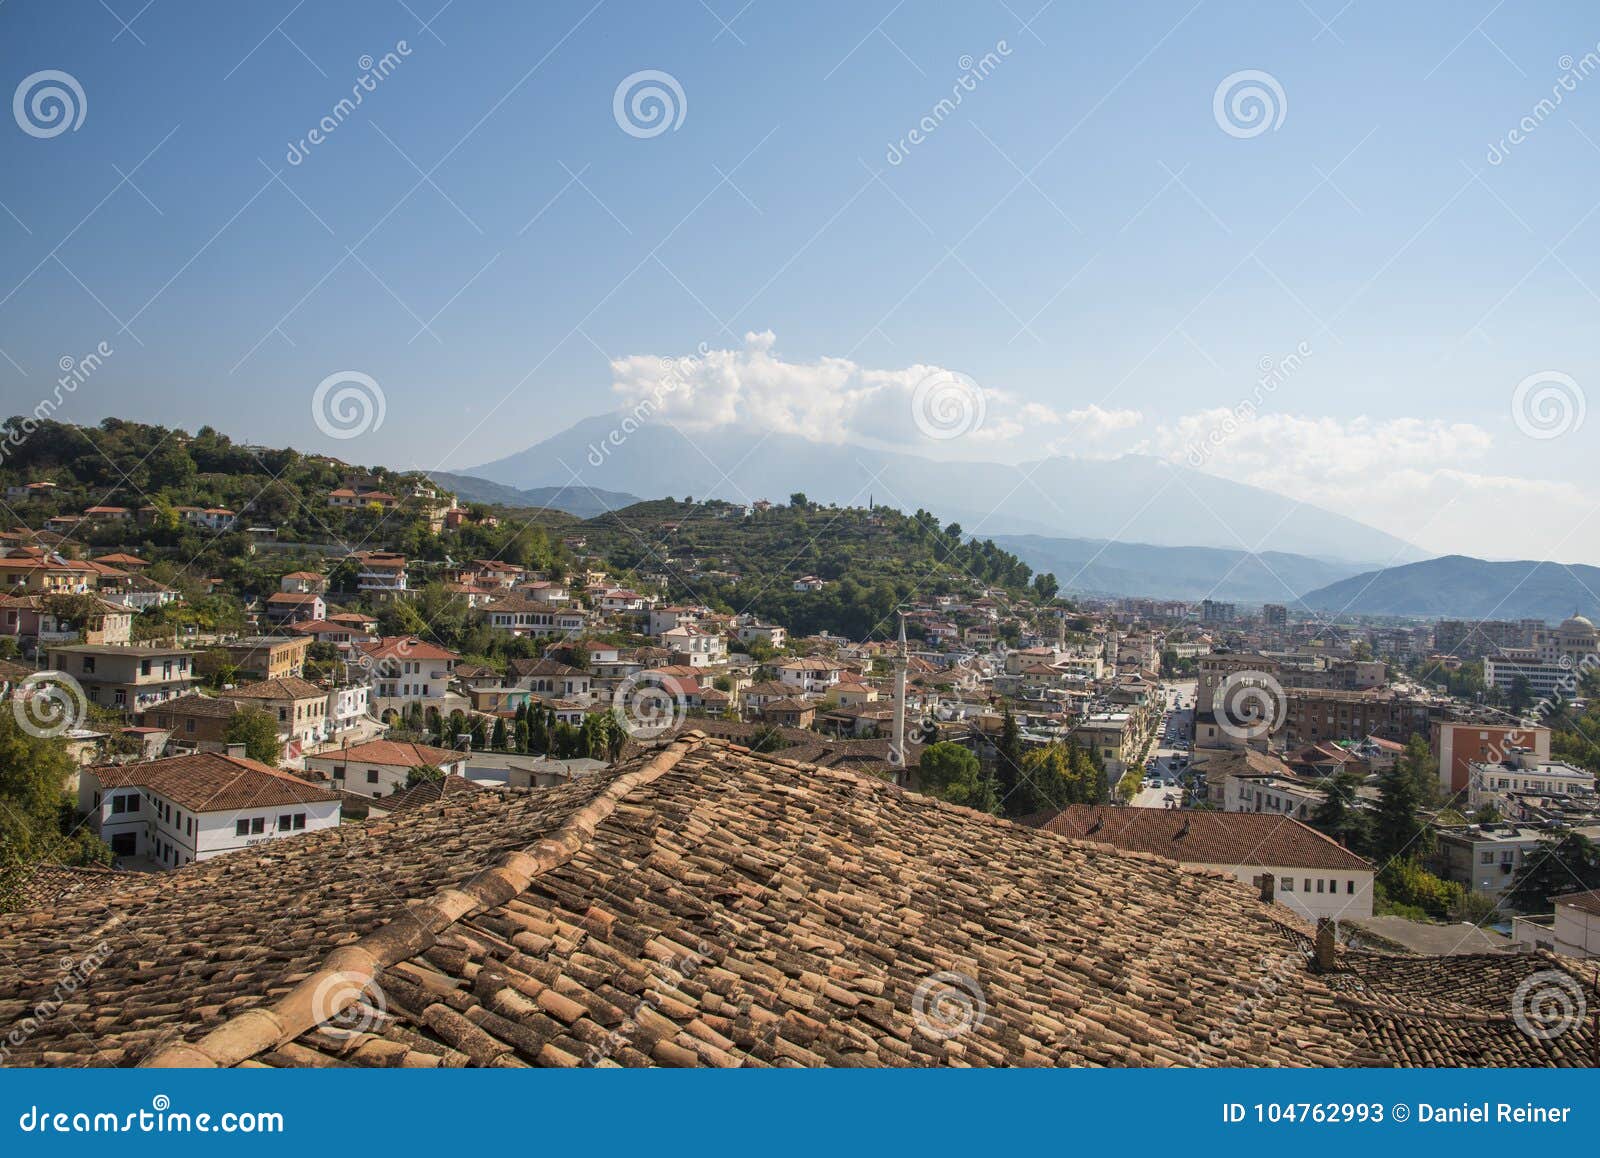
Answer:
88;753;339;812
1030;805;1371;873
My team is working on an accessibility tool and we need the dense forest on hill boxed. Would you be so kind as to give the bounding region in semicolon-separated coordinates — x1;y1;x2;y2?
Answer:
577;495;1051;641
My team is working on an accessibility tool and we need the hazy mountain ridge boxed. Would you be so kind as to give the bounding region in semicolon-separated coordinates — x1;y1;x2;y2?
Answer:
470;414;1424;565
1296;555;1600;621
429;471;640;517
991;534;1367;604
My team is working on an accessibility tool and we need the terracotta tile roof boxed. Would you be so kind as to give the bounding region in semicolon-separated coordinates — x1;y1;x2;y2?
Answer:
1029;805;1372;873
2;736;1592;1069
87;752;340;813
369;775;495;815
314;739;465;768
355;636;460;663
507;658;585;678
146;693;241;720
220;677;327;702
1554;888;1600;917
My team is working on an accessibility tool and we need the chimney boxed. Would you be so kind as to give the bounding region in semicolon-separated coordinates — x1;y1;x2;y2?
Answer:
1253;873;1275;904
1312;918;1338;973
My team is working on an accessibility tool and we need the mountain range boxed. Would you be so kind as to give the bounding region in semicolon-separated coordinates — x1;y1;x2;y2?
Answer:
1297;556;1600;621
990;534;1366;604
428;471;640;518
467;413;1423;565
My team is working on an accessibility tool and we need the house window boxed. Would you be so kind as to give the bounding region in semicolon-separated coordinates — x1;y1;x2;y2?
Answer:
251;817;265;834
1303;879;1312;893
111;793;139;814
293;813;306;830
279;814;292;830
1480;851;1494;864
1346;880;1355;895
1280;877;1293;891
366;770;379;783
1316;880;1325;893
333;766;345;779
235;819;250;836
82;656;96;673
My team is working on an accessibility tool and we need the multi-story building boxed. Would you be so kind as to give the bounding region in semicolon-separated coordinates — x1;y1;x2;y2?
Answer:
212;636;309;681
481;595;588;639
352;551;408;599
1465;752;1595;814
79;752;340;867
46;644;197;712
1262;604;1288;628
1277;688;1434;749
1200;600;1236;624
1432;618;1540;659
219;677;332;754
661;623;727;668
1431;822;1552;899
349;636;460;715
1432;720;1551;796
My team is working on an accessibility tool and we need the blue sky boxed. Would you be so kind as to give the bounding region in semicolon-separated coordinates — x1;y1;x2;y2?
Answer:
1;1;1597;562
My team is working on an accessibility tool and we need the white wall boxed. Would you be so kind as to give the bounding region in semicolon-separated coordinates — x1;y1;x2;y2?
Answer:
1190;861;1375;921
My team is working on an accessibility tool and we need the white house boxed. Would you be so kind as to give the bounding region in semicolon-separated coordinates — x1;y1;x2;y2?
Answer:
1036;805;1374;922
661;623;727;668
79;752;341;868
1513;888;1600;959
506;658;593;703
302;738;469;800
481;595;588;639
775;657;847;695
348;636;460;715
736;622;786;649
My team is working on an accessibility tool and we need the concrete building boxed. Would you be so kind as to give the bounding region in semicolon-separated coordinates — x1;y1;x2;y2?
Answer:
46;644;198;712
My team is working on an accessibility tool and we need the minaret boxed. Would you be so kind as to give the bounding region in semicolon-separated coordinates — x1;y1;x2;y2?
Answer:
890;610;908;772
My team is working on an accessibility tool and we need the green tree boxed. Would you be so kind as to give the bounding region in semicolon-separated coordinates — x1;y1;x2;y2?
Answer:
490;718;508;751
1310;770;1369;855
1371;736;1433;864
917;742;996;811
224;707;283;767
1032;572;1059;603
0;715;111;910
405;763;444;788
1506;833;1600;913
995;707;1024;810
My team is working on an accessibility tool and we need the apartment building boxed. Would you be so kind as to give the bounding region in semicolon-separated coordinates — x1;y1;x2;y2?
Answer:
46;644;197;711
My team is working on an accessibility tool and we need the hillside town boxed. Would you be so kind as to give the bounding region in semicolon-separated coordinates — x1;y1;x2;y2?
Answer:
1;426;1597;1068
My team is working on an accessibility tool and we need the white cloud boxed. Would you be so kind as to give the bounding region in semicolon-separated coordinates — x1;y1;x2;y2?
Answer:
604;335;1595;562
606;332;1141;457
1137;411;1592;562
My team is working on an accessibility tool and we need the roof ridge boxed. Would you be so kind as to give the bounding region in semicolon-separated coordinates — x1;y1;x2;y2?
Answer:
140;733;708;1068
